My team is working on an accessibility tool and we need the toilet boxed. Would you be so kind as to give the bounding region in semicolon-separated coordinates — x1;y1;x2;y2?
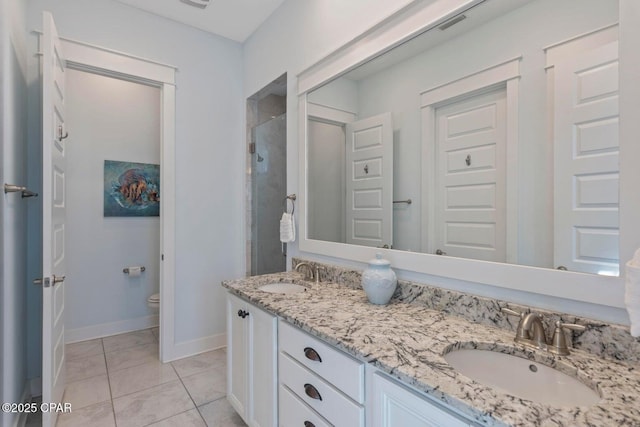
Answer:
147;292;160;310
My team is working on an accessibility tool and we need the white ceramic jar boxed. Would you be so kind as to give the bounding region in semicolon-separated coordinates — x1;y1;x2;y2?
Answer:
362;253;397;305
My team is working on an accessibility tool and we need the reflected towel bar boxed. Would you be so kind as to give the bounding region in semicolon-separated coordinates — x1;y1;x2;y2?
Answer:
393;199;412;205
123;266;146;274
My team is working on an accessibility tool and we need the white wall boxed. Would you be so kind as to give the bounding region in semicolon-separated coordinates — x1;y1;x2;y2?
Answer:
65;69;161;341
1;0;29;423
26;0;244;373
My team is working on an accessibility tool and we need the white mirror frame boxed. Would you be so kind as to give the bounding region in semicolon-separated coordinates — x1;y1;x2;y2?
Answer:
297;0;640;309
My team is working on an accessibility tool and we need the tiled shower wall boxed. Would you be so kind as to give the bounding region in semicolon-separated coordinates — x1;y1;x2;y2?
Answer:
245;76;287;277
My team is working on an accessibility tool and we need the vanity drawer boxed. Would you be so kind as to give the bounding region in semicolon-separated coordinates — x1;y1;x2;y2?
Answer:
279;352;364;427
279;320;364;403
279;384;331;427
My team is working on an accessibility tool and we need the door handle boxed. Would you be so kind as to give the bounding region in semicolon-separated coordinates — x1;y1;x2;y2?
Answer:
57;125;69;142
33;275;65;287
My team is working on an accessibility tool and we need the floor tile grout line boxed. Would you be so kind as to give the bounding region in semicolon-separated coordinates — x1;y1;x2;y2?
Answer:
175;364;200;412
196;395;240;427
170;349;229;424
101;338;120;427
140;408;200;427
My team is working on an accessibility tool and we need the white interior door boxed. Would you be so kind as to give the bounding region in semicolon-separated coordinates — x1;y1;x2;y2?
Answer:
41;11;67;427
553;41;619;275
345;113;393;248
434;87;507;262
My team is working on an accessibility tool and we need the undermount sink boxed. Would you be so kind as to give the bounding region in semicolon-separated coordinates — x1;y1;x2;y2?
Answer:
443;349;601;407
258;283;307;294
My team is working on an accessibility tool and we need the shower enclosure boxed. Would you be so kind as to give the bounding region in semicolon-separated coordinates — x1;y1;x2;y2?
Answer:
247;74;287;276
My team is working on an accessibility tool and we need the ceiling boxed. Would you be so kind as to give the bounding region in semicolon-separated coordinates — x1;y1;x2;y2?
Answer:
113;0;286;42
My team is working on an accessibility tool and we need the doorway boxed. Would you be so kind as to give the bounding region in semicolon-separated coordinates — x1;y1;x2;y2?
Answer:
64;68;161;342
54;39;177;364
246;74;287;276
41;32;177;366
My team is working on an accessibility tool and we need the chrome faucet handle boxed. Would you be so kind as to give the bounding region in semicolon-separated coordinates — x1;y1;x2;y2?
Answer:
501;307;529;341
549;321;586;356
501;307;522;318
314;266;325;283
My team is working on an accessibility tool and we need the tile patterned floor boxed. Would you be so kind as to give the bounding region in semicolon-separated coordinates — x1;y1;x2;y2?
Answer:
51;328;246;427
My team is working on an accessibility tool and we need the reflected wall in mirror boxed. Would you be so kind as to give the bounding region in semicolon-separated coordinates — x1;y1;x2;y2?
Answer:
306;0;620;276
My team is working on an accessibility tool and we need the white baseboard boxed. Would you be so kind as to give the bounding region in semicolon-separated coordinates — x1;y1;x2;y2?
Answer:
65;315;159;343
163;332;226;362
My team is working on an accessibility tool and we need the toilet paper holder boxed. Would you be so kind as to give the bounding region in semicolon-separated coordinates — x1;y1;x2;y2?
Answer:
123;266;146;274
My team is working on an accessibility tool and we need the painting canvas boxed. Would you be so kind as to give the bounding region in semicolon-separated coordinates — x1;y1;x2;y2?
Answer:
104;160;160;217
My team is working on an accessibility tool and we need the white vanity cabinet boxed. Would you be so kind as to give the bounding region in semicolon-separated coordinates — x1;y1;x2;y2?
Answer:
226;293;277;427
226;293;475;427
278;320;365;427
366;366;473;427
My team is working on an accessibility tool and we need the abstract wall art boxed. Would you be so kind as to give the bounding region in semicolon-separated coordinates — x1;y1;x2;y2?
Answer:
104;160;160;217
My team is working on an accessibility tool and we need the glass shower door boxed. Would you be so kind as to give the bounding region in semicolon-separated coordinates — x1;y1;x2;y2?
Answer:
251;113;286;275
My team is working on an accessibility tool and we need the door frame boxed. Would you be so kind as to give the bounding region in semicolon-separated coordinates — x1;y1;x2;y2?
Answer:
306;102;356;246
52;36;177;362
420;57;520;262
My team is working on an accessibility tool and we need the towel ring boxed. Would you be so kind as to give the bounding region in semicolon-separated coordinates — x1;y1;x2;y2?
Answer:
284;194;296;215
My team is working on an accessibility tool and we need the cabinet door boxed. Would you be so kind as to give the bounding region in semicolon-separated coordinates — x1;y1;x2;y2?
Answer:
247;303;278;427
227;294;248;418
368;370;470;427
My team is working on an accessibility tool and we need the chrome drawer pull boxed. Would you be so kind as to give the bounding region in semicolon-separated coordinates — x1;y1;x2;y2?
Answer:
304;383;322;401
304;347;322;363
304;422;316;427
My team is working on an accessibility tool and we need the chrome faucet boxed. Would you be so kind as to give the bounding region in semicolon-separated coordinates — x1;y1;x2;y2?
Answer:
503;308;547;350
294;262;314;281
519;312;547;350
502;307;586;355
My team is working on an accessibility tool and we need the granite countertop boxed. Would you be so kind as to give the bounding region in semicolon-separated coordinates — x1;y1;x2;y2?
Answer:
222;272;640;427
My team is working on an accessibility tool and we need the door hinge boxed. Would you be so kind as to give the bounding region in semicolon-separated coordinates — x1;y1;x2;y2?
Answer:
161;254;164;261
249;142;256;154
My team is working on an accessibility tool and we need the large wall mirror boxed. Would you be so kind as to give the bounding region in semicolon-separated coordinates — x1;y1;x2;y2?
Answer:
298;0;640;309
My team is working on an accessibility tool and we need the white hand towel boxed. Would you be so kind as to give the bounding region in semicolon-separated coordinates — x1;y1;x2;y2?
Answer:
280;212;295;243
625;248;640;337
